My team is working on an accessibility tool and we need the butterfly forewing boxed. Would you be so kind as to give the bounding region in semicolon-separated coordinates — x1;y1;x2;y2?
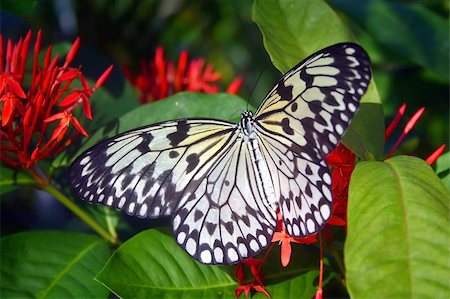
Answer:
254;43;371;237
69;119;236;218
69;42;372;265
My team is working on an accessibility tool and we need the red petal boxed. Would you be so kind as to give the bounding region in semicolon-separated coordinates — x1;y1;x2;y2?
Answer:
280;239;291;267
226;77;243;94
271;232;283;242
94;65;113;89
65;37;80;66
252;284;271;299
426;144;446;165
49;122;68;142
1;99;13;126
385;103;406;140
70;116;88;136
81;97;92;119
58;69;79;82
404;107;425;134
59;92;81;107
44;112;65;122
8;78;26;98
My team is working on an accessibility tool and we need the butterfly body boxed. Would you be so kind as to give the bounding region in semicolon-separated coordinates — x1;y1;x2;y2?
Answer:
70;43;372;264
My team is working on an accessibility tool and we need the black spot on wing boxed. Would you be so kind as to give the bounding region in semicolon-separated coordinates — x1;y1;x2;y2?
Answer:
167;120;190;146
291;102;298;112
169;150;179;158
281;117;294;135
206;222;217;235
194;210;204;221
276;82;293;101
224;222;234;235
186;153;200;174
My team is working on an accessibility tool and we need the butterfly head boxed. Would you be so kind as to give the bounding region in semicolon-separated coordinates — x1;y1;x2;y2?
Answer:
239;110;256;141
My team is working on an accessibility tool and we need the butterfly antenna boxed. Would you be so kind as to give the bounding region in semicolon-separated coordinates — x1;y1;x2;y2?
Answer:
246;64;270;112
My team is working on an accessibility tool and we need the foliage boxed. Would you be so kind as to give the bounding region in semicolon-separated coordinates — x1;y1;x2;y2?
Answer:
1;0;448;298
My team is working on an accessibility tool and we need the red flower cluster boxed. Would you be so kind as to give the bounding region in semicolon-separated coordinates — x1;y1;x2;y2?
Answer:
322;143;355;244
123;46;243;103
0;31;112;168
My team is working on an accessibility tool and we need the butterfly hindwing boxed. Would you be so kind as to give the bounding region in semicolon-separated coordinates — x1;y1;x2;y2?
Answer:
173;134;276;264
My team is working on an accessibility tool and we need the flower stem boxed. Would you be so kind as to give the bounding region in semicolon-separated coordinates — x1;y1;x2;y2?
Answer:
43;183;117;243
28;167;118;244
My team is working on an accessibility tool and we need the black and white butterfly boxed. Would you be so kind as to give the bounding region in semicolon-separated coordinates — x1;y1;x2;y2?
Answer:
69;43;371;265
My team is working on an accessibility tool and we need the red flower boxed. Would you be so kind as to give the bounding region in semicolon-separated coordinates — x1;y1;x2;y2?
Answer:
0;30;112;168
235;258;270;298
271;210;317;267
123;46;243;104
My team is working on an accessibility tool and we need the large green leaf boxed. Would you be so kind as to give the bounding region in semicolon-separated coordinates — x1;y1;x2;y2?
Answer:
97;229;323;298
96;229;237;298
252;0;384;159
0;231;111;298
253;0;353;73
0;166;34;195
345;156;450;298
330;0;449;79
64;92;250;166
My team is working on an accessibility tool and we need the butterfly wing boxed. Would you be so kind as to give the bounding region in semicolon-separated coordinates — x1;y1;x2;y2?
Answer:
69;119;237;218
172;134;276;264
254;43;371;237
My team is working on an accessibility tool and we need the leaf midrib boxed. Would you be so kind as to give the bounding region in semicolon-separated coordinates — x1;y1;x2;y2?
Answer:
385;160;413;298
38;240;101;298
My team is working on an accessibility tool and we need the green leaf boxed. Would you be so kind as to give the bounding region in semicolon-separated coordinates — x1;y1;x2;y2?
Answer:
98;228;325;298
252;0;384;159
435;151;449;191
67;92;250;165
253;0;353;73
330;0;449;79
342;102;384;160
0;165;34;195
0;231;111;298
345;155;450;298
96;229;237;298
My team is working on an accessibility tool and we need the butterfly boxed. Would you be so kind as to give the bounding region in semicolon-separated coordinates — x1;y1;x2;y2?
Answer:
69;43;371;265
